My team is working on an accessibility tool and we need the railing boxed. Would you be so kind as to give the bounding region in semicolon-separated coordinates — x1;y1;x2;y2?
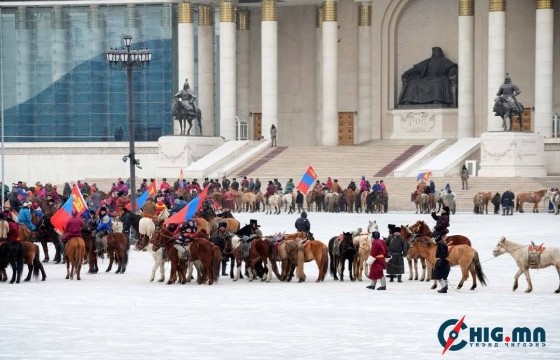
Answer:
553;112;560;138
235;116;248;140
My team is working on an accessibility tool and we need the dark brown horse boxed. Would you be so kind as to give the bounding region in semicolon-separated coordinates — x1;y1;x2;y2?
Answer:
328;233;356;281
408;220;472;246
22;242;46;281
516;189;548;213
104;233;129;274
344;188;356;213
64;237;86;280
233;237;274;282
151;227;188;285
33;215;62;263
186;238;221;285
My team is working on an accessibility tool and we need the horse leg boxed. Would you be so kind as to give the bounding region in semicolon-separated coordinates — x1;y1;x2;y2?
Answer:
24;261;32;282
106;251;114;272
187;121;193;136
41;240;49;263
523;269;533;293
555;266;560;293
512;268;524;291
407;258;413;281
349;257;355;282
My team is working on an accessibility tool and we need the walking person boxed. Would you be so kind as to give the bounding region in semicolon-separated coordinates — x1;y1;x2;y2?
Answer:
366;231;389;290
270;125;277;147
461;165;469;190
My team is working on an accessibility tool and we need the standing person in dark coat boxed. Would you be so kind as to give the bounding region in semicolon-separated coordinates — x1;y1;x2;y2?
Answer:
491;192;501;214
501;189;515;215
384;226;406;283
295;190;304;213
431;206;450;241
295;211;311;233
433;237;450;293
367;231;389;290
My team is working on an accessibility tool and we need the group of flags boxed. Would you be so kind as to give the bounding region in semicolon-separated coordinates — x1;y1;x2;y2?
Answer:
416;171;432;182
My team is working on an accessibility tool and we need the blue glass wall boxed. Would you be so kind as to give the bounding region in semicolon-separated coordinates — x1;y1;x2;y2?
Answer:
0;4;174;142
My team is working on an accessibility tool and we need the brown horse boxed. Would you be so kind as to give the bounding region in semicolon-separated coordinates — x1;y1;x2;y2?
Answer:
302;240;329;282
22;242;47;281
400;226;428;281
516;189;548;213
64;237;86;280
151;227;188;285
344;188;356;213
411;192;428;214
407;237;487;290
269;233;305;282
473;192;492;214
186;238;221;285
427;193;437;212
408;220;472;247
104;233;129;274
233;237;274;282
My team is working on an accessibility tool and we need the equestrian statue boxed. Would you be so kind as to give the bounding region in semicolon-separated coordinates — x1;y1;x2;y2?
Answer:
173;78;202;136
493;73;524;132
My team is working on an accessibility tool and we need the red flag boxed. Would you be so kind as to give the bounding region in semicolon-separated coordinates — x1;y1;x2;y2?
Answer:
51;184;87;232
165;186;209;225
296;165;319;194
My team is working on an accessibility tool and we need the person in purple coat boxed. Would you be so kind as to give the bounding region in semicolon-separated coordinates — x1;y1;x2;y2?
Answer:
367;231;389;290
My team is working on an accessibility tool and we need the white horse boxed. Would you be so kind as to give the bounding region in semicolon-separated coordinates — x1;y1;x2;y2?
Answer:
281;193;295;214
493;236;560;293
266;194;281;215
351;221;379;281
136;217;164;282
158;207;170;221
550;193;560;215
0;219;8;240
111;220;124;233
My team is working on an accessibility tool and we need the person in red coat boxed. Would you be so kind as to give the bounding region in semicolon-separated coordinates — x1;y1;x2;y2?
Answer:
62;211;83;244
367;231;389;290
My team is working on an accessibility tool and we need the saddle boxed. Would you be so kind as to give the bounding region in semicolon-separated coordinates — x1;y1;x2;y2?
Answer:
528;242;545;268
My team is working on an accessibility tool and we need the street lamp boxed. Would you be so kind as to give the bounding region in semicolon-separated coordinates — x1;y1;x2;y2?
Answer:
106;35;151;212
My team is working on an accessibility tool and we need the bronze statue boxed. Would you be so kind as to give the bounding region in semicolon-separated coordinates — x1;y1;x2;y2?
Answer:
493;73;524;131
398;47;458;107
172;79;202;136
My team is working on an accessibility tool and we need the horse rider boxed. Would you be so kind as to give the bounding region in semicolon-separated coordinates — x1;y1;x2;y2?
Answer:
294;211;311;236
431;205;450;242
496;73;523;116
347;179;357;192
284;179;295;194
174;78;197;114
174;219;198;259
249;219;263;237
367;230;389;290
433;234;451;294
93;207;112;257
18;202;36;232
61;210;84;255
371;180;382;194
265;181;276;200
2;211;20;242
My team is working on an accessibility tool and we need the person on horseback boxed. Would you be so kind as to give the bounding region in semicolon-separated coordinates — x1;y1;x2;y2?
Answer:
265;181;276;200
284;179;294;194
174;78;197;115
295;211;311;234
174;219;198;259
2;212;20;242
61;210;83;253
494;73;523;131
249;219;263;237
431;205;450;242
93;207;112;257
18;202;36;232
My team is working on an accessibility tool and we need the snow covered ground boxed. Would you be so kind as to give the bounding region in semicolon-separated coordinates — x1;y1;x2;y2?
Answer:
1;211;559;360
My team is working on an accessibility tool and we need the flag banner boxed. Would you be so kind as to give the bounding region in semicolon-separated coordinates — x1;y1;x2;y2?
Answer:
128;179;158;210
51;184;87;232
164;186;209;225
179;168;184;189
416;171;432;182
296;165;318;194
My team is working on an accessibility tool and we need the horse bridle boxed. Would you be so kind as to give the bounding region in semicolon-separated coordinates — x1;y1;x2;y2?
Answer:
152;230;176;252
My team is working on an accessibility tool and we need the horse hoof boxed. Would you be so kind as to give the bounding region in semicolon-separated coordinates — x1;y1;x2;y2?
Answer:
457;284;463;289
158;279;165;283
525;289;532;293
431;284;437;290
42;278;46;281
42;259;49;263
554;289;560;294
470;285;476;290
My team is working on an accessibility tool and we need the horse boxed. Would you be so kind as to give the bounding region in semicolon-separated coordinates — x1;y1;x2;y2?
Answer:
185;238;221;285
135;230;166;282
344;188;356;213
493;236;560;293
408;220;472;247
268;233;305;282
265;194;281;215
312;188;325;212
172;97;202;136
151;227;188;285
516;189;548;213
360;191;369;212
473;192;492;214
493;95;523;131
305;191;315;212
411;192;429;214
328;232;356;281
34;215;62;263
281;193;295;214
21;242;47;282
103;232;129;274
551;193;560;215
208;233;236;278
0;241;24;284
438;190;456;214
407;237;487;290
324;192;339;213
241;191;256;212
233;237;274;282
427;193;437;212
281;233;328;282
399;226;428;281
64;237;86;280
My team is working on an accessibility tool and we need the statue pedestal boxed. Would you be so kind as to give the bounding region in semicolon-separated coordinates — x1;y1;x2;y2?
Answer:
386;108;458;139
478;132;547;177
157;136;225;178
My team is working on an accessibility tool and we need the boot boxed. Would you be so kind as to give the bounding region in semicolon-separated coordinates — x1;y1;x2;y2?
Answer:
388;275;394;283
438;279;448;293
221;260;228;276
397;275;402;283
377;277;387;290
366;280;376;290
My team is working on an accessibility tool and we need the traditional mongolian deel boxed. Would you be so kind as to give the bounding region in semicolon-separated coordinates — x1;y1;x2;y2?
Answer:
296;165;318;194
50;184;87;232
164;186;209;225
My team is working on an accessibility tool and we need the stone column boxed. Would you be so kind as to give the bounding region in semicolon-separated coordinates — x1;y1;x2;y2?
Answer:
198;5;214;136
322;0;338;146
487;0;506;132
534;0;555;137
261;0;278;142
220;0;237;140
177;2;194;90
237;9;251;136
458;0;475;138
358;2;372;144
315;6;323;145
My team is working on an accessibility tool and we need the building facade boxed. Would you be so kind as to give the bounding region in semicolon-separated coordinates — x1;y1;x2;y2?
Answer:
0;0;559;146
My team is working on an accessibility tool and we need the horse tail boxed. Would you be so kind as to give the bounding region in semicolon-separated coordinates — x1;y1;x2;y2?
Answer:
213;248;221;283
473;251;487;286
328;238;337;278
269;258;283;281
32;244;41;279
321;244;328;281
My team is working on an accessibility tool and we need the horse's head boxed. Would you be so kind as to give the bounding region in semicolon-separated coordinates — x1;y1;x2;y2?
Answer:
492;236;507;257
367;220;378;234
135;234;150;251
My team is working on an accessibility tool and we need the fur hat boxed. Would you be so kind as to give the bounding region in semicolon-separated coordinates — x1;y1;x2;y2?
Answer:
443;206;450;213
372;231;380;239
249;219;260;227
388;224;396;230
219;221;227;228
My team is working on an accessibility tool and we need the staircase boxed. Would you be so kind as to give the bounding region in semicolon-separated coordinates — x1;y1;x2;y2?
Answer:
237;147;288;177
375;145;424;177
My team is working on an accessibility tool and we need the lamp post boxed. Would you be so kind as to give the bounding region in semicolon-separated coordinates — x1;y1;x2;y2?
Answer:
106;35;151;212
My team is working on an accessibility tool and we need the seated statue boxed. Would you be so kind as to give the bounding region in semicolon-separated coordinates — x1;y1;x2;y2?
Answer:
398;47;458;107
